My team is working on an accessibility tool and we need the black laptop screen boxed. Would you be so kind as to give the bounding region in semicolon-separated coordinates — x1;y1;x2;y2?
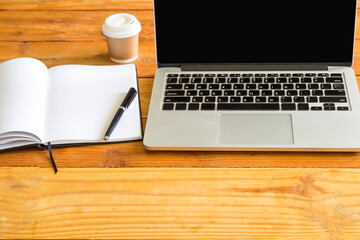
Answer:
154;0;356;66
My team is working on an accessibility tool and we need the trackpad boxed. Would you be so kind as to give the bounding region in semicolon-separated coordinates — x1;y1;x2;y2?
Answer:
219;114;294;145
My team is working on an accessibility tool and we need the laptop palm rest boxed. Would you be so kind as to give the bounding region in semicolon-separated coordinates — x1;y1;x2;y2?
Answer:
219;114;294;145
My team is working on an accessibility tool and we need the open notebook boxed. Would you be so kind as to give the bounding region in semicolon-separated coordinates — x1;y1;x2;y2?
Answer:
0;57;142;150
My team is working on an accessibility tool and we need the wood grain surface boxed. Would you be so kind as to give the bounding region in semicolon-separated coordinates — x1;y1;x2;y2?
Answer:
1;167;360;239
2;1;360;239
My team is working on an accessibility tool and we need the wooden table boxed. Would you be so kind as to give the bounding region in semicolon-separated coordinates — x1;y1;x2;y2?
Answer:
1;1;360;239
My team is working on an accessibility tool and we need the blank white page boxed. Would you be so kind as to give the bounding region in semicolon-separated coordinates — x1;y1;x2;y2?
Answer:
45;64;141;143
0;58;48;140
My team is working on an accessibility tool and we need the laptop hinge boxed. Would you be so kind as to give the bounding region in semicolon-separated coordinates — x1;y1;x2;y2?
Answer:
181;64;328;71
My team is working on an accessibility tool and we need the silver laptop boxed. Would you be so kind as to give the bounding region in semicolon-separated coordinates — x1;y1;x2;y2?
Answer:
144;0;360;151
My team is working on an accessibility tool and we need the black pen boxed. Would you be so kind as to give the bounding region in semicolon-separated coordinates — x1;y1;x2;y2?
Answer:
103;87;137;141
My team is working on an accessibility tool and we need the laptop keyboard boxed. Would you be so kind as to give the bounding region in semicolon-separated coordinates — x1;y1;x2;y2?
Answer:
162;72;349;111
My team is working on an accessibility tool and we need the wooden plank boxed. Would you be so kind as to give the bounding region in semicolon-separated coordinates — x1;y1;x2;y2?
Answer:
1;167;360;239
0;42;157;78
1;10;360;44
0;10;154;42
1;136;360;168
0;0;153;11
2;40;360;78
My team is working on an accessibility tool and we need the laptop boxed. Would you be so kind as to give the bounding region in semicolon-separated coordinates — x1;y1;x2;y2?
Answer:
144;0;360;151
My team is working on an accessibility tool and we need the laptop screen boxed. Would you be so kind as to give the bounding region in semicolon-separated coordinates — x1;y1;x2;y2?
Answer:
154;0;357;66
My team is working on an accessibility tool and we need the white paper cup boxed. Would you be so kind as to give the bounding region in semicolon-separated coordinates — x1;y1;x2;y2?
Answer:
102;13;141;63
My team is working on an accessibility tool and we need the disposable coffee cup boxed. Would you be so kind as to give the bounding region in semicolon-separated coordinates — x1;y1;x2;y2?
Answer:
102;13;141;63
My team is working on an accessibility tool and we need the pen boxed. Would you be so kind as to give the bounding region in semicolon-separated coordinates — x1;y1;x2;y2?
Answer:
103;87;137;141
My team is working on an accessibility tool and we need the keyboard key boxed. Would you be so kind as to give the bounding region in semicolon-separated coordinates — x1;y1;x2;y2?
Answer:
203;77;214;83
301;77;312;83
228;78;238;83
320;84;332;89
188;103;200;110
205;97;216;102
166;84;182;90
180;74;191;77
306;97;318;103
187;90;198;96
287;90;298;96
167;78;177;83
258;84;269;89
320;97;347;103
165;90;185;96
192;74;203;77
217;97;228;102
295;84;306;89
167;74;178;77
283;84;294;89
162;103;174;110
264;77;275;83
337;106;349;111
224;90;235;96
217;103;279;110
230;74;241;77
191;78;202;83
243;97;254;102
240;77;251;83
201;103;215;110
289;77;300;83
326;77;343;83
325;90;346;96
280;73;291;77
211;90;222;96
318;73;329;77
333;84;345;89
268;96;279;102
215;77;226;83
246;84;257;89
175;103;187;110
209;84;220;89
309;84;319;89
313;77;325;83
277;77;287;83
233;84;244;89
217;73;228;77
294;96;305;102
281;97;292;102
164;97;190;103
252;77;262;83
249;90;260;96
298;103;309;110
221;84;232;89
274;90;285;96
184;84;195;90
324;103;335;111
331;73;342;77
282;103;296;110
311;106;322;111
299;90;311;96
196;84;207;89
312;90;323;96
256;97;266;102
192;97;203;102
261;90;272;96
236;90;247;96
179;78;190;83
199;90;210;96
230;97;241;102
271;84;282;89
